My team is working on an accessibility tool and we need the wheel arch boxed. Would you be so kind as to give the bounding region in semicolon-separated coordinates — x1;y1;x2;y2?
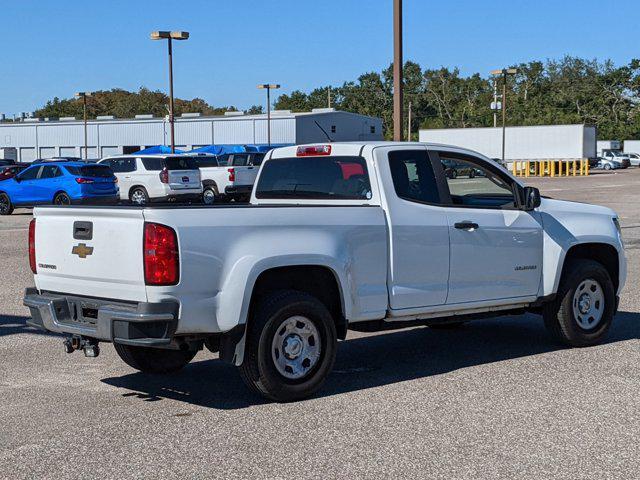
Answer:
219;261;350;366
128;185;148;198
557;243;620;293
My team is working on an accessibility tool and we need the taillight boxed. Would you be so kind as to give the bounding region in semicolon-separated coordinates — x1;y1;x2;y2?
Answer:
296;145;331;156
75;177;94;184
144;222;179;285
29;219;36;274
228;168;235;182
159;168;169;184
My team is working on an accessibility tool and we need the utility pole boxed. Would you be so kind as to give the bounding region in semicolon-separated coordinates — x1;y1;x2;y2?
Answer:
151;31;190;153
327;86;331;108
492;78;498;128
491;68;518;163
257;84;281;146
407;101;412;141
75;92;92;159
393;0;403;141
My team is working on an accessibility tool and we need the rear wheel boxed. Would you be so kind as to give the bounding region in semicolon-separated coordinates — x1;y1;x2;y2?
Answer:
543;259;615;347
53;192;71;206
239;290;337;402
202;186;218;205
113;343;197;374
130;187;149;205
0;193;13;215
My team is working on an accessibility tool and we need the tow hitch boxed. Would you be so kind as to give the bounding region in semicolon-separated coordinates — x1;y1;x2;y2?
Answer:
63;335;100;358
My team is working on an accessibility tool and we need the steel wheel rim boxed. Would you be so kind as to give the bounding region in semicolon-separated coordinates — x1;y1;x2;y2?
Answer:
203;189;215;205
271;316;321;380
131;190;147;205
572;278;605;330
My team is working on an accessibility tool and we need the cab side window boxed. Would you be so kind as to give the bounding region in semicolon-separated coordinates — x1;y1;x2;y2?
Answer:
438;153;515;208
388;150;440;204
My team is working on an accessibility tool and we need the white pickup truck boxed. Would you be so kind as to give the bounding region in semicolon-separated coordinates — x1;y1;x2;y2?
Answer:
24;142;626;402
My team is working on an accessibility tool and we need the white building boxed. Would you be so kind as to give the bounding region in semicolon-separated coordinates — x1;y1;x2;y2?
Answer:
419;124;597;161
0;109;383;162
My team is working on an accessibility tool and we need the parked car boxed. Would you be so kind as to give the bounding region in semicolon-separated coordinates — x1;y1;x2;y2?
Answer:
186;152;261;204
98;154;202;205
625;152;640;167
25;142;626;402
597;157;623;171
600;149;630;168
0;164;28;181
33;157;86;163
0;159;16;167
0;161;118;215
442;158;483;178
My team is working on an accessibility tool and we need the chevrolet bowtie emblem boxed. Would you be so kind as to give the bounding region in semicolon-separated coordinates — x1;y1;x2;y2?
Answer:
72;243;94;259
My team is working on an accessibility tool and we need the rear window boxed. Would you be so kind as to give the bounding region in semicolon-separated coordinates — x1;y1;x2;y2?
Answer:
255;156;372;200
141;156;197;171
65;165;114;177
191;157;219;168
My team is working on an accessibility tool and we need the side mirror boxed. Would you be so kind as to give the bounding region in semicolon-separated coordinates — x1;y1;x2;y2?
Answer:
522;186;541;210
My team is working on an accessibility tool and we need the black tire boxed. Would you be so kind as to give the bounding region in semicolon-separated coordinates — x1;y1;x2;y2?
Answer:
0;193;13;215
129;187;149;205
450;169;458;179
543;259;615;347
202;186;218;205
113;343;197;374
53;192;71;206
238;290;337;402
469;169;476;179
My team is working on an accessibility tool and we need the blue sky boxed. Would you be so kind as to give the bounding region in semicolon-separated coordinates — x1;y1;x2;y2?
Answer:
1;0;638;116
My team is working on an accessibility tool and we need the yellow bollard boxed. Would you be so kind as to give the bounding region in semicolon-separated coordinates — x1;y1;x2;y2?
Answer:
525;160;530;177
572;160;576;176
585;159;589;176
551;160;555;177
512;160;517;176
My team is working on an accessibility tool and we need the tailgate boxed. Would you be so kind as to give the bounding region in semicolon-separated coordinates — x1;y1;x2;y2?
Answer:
232;166;258;186
168;169;201;190
33;207;147;302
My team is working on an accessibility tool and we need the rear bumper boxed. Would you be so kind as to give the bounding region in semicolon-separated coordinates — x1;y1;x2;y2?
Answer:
224;185;252;198
23;288;178;346
151;191;202;203
72;195;119;205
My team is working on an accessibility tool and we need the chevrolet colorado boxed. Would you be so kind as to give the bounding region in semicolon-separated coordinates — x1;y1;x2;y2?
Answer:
24;142;626;401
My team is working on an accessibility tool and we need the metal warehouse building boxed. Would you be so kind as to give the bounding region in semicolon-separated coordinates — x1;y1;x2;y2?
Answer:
0;109;383;162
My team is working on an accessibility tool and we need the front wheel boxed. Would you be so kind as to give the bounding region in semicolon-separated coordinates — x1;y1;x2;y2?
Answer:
543;259;615;347
603;163;612;171
239;290;337;402
53;192;71;206
0;193;14;215
113;343;197;374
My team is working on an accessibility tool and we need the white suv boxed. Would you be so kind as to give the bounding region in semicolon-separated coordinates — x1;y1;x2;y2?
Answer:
99;155;202;204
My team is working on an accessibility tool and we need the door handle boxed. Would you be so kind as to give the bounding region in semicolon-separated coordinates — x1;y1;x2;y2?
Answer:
454;221;479;230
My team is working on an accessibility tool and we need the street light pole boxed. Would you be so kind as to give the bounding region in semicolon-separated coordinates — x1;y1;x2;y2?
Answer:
491;68;518;163
393;0;403;141
257;84;281;146
151;31;189;153
75;92;92;159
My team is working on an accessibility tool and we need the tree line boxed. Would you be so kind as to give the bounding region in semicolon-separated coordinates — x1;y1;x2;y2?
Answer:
27;56;640;141
274;56;640;140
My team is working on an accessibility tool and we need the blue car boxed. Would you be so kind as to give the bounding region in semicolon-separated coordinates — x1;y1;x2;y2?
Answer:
0;161;119;215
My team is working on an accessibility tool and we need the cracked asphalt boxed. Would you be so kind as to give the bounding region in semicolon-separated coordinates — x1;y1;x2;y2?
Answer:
1;169;639;479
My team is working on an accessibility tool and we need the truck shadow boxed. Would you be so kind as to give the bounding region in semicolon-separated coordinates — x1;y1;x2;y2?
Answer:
0;313;61;338
101;311;640;410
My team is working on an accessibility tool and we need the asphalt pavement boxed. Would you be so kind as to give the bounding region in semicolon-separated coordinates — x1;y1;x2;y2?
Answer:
1;169;639;479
